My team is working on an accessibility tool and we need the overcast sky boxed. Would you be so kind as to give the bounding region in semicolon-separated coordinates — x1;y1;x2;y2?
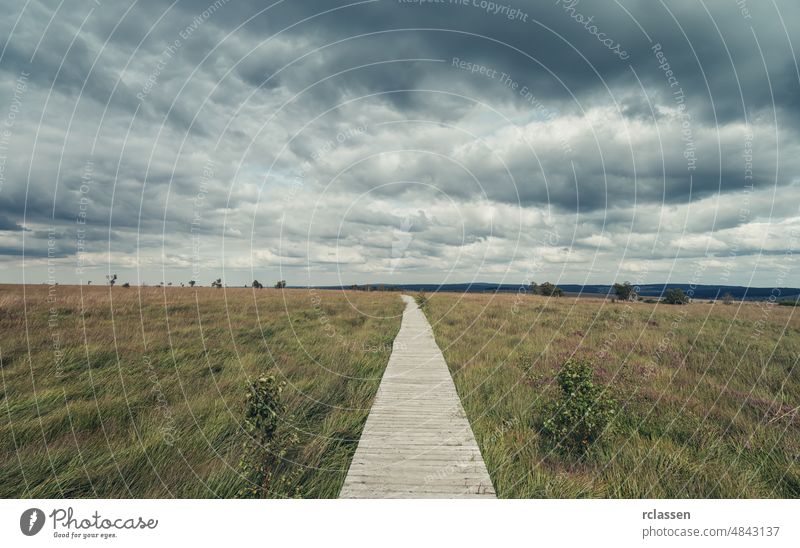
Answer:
0;0;798;287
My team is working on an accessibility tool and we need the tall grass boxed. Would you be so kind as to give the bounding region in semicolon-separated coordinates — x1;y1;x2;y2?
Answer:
0;285;402;498
423;292;799;498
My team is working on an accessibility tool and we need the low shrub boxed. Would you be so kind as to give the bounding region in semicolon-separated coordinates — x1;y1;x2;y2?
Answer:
414;292;428;309
238;375;300;498
543;357;617;455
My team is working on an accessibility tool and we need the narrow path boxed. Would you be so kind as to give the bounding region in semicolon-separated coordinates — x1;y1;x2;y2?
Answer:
340;295;495;498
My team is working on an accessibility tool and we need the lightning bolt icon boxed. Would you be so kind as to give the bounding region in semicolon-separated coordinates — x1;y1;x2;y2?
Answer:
28;510;38;532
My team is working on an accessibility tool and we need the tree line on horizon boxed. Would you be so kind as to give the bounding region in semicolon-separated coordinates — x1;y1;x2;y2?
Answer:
529;280;692;305
81;275;288;289
55;277;798;306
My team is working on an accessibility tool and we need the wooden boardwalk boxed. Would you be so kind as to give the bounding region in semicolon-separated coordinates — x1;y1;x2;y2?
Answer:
340;295;495;498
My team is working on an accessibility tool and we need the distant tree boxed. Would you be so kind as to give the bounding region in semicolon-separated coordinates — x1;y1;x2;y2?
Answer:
106;274;117;286
722;292;734;305
252;280;263;289
189;280;196;288
212;278;223;288
530;281;538;294
167;282;172;286
87;281;92;285
274;280;286;289
122;282;130;288
538;282;563;297
181;283;185;287
663;288;689;304
613;281;635;301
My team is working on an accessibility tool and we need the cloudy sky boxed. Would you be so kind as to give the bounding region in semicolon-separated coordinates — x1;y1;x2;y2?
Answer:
1;0;799;287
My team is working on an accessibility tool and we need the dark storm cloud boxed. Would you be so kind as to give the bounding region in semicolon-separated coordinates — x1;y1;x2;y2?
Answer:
153;0;798;211
0;215;25;231
165;0;799;119
0;0;798;284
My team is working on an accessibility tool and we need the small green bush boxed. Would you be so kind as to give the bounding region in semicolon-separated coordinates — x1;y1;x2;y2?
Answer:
663;288;689;304
414;292;428;309
538;282;563;297
238;375;300;498
543;358;617;454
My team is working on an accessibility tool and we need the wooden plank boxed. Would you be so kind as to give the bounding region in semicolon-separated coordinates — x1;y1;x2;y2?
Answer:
340;295;496;498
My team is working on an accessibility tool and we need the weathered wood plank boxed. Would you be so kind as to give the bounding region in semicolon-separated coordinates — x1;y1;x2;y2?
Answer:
339;295;495;499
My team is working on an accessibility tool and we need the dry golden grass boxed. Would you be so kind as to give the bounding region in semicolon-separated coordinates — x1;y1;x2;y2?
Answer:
4;284;797;498
0;285;403;498
423;292;800;498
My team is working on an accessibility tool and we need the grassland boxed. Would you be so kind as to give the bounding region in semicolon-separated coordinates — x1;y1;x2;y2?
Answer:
4;284;798;499
423;292;800;498
0;285;403;498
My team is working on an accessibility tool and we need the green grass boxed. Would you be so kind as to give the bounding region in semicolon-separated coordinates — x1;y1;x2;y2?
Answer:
0;285;403;498
4;285;798;498
423;292;800;498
